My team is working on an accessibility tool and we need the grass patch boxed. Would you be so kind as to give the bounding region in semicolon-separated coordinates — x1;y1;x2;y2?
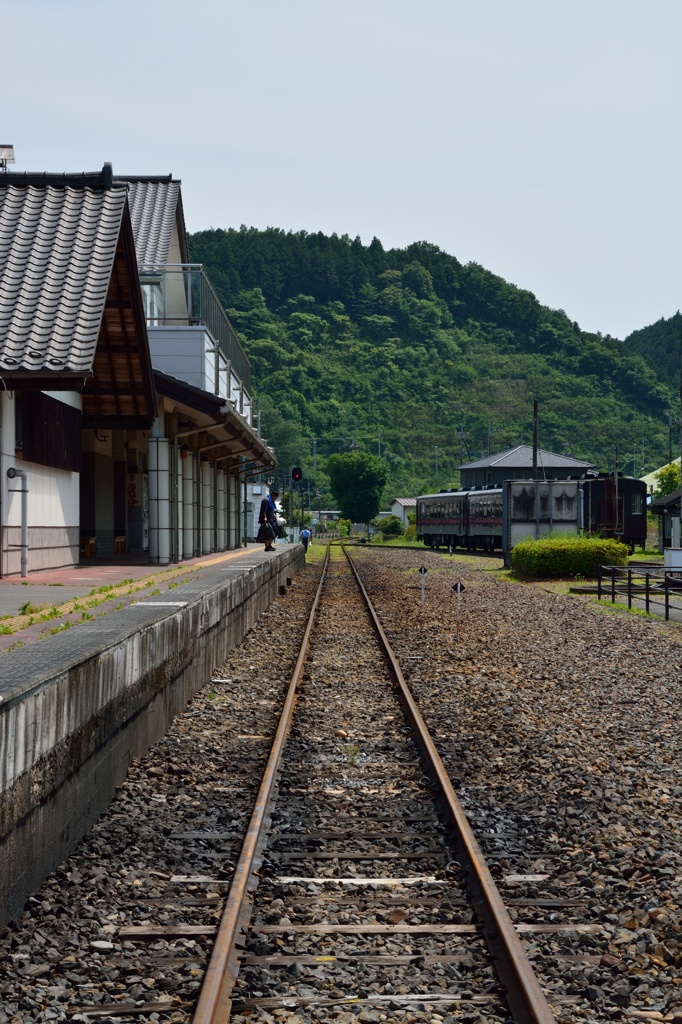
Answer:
0;624;13;635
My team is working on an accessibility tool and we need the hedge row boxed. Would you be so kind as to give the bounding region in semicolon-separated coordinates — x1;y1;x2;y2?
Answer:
511;535;629;579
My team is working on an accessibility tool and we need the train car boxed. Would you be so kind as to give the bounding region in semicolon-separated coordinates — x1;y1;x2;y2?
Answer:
417;475;647;553
417;488;503;551
580;473;647;551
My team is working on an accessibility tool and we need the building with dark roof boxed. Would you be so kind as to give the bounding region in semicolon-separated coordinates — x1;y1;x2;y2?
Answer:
0;163;275;576
459;445;595;489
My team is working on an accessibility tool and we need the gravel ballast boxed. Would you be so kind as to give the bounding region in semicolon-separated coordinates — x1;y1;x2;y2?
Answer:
0;546;680;1024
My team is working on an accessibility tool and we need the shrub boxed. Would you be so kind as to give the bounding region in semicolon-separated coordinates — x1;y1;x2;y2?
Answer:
511;534;629;579
378;515;404;539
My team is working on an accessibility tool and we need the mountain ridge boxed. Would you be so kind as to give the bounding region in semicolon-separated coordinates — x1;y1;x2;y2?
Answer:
188;226;677;500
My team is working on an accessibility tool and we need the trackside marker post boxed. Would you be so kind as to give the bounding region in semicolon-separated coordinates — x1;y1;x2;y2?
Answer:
452;581;465;639
452;580;465;611
419;566;427;604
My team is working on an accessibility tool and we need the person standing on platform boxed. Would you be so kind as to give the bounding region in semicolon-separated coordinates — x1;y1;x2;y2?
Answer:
258;487;279;551
300;526;311;553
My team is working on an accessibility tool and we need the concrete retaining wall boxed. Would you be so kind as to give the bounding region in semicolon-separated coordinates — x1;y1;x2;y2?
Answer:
0;547;303;931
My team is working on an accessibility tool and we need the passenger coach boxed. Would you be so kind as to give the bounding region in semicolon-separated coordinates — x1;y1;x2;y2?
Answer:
417;488;503;551
417;473;648;553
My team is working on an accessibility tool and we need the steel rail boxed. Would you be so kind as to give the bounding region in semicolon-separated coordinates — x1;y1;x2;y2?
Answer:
343;545;556;1024
192;549;329;1024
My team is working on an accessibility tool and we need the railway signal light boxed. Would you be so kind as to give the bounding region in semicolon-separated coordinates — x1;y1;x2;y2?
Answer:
291;467;303;482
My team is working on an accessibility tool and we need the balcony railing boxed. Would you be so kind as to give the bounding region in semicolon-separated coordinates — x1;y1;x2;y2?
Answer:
139;263;251;392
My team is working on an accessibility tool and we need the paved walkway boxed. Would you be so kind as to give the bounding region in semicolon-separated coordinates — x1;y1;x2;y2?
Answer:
0;542;292;652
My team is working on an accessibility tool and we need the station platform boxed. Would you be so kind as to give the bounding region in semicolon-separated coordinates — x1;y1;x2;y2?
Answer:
0;543;290;650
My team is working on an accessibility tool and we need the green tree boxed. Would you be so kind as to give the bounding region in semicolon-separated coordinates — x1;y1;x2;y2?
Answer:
654;461;681;498
327;451;389;522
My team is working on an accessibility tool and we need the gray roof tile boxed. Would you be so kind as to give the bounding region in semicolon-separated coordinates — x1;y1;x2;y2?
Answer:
0;184;126;373
124;180;181;266
460;445;594;471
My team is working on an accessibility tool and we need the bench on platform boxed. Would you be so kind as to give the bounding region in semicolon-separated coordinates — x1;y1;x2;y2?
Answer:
80;536;96;558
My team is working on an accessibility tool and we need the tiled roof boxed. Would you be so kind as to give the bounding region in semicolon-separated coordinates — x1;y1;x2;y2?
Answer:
123;179;182;266
460;445;594;471
393;497;417;506
0;183;127;374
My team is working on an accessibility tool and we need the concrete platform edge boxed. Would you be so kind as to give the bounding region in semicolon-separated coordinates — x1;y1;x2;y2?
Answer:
0;546;303;932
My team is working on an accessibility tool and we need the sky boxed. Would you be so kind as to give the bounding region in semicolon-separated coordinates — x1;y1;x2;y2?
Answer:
4;0;680;339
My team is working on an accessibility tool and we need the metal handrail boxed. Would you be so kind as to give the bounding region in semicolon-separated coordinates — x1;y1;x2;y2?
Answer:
597;564;682;620
139;262;252;391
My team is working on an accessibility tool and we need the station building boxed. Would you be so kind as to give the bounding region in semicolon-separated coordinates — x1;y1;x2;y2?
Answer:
0;163;275;576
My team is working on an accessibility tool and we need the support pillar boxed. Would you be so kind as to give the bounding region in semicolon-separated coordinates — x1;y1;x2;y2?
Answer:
182;449;194;560
148;435;170;565
216;467;226;551
201;458;213;554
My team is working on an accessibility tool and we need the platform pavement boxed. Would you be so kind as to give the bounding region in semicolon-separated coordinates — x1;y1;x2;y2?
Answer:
0;542;291;652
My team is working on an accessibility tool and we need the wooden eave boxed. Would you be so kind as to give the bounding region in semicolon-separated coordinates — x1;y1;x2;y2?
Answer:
81;204;157;430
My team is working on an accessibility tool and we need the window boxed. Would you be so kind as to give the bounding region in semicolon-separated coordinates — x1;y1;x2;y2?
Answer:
141;280;163;325
631;493;643;515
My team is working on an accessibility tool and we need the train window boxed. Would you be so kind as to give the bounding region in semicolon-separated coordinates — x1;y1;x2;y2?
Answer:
631;493;643;515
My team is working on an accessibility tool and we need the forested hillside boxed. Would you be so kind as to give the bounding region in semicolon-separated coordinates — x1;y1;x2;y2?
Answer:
623;312;682;388
189;227;675;501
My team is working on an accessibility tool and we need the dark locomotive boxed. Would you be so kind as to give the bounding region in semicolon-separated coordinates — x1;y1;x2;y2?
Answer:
417;473;647;553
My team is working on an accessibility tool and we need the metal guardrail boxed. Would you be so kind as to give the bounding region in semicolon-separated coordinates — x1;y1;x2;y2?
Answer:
597;564;682;620
139;263;252;391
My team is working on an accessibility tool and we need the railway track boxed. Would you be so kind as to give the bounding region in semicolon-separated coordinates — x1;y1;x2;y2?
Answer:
186;546;570;1023
3;546;678;1021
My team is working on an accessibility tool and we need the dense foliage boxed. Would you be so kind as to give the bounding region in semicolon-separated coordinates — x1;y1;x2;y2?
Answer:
623;312;682;390
189;227;676;504
377;515;405;539
654;461;682;498
511;536;629;579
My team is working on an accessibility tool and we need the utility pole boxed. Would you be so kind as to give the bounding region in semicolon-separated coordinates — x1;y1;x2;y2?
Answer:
533;400;539;539
312;437;317;472
377;430;381;458
614;448;619;536
435;446;439;483
675;331;679;483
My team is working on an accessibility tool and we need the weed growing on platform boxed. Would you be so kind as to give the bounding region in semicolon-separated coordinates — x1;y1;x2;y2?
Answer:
47;622;71;635
19;600;40;615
